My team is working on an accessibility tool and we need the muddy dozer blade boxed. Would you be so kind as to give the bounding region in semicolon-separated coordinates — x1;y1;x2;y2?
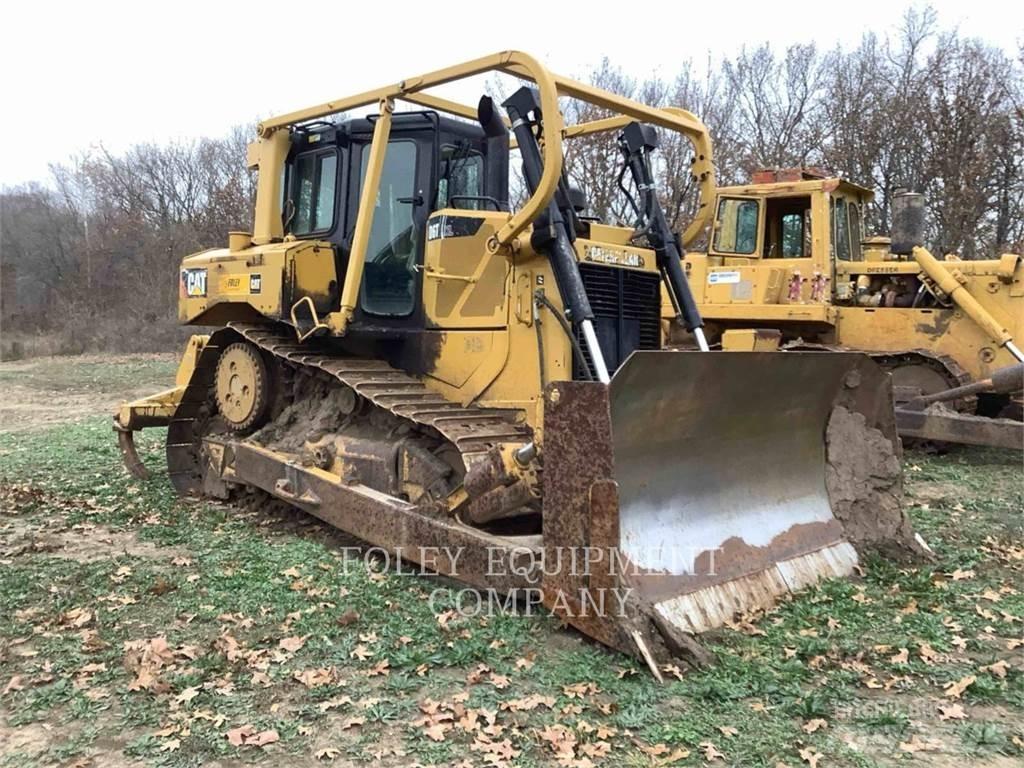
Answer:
610;351;870;634
541;350;909;664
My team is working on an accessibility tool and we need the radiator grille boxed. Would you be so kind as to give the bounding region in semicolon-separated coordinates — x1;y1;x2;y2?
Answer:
574;264;661;379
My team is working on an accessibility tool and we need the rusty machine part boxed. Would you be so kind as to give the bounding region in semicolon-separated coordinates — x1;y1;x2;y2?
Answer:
894;363;1024;450
114;52;918;672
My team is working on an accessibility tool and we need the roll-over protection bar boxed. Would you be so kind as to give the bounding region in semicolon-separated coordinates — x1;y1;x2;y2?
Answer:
246;51;716;334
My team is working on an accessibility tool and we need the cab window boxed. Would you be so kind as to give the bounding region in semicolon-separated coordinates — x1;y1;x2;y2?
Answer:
437;144;484;210
832;197;851;261
848;202;863;260
358;140;419;316
714;198;759;254
764;196;812;258
289;150;338;235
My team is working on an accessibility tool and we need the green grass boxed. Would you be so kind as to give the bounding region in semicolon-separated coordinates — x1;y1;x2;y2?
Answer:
2;359;1023;767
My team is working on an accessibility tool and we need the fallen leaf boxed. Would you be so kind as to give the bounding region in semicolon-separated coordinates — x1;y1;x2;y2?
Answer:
890;648;909;664
700;741;725;761
350;644;373;661
175;686;200;705
501;694;556;712
489;673;510;689
803;718;828;733
315;747;341;760
61;608;93;628
278;635;307;653
423;722;450;742
226;725;254;747
718;726;739;737
3;675;25;694
562;681;600;698
918;643;941;664
937;703;967;720
944;675;976;699
336;610;360;626
341;716;366;730
799;746;822;767
294;668;334;688
159;738;180;753
981;660;1009;679
581;740;611;758
246;729;279;747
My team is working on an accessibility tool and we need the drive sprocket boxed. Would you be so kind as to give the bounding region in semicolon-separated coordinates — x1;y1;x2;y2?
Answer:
215;341;272;433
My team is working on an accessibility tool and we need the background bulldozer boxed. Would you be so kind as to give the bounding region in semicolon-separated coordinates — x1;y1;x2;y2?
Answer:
115;52;920;671
673;168;1023;449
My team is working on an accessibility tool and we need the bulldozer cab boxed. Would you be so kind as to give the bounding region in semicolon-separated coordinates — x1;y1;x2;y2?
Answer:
685;176;874;318
278;114;508;329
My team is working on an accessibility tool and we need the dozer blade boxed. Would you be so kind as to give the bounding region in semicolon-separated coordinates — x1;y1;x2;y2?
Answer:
541;350;914;665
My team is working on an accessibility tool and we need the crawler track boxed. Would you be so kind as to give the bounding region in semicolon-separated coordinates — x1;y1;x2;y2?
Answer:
166;322;531;497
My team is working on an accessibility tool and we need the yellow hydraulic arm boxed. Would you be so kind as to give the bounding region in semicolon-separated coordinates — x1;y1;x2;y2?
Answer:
912;247;1024;363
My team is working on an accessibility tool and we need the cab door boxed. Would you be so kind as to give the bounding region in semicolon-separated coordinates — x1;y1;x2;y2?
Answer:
354;138;426;320
421;146;508;329
705;195;763;304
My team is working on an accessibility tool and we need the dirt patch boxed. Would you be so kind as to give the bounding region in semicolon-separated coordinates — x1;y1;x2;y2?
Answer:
906;480;967;504
832;693;1024;768
0;352;176;433
1;487;186;565
1;513;187;564
0;710;149;768
826;405;926;560
0;718;52;762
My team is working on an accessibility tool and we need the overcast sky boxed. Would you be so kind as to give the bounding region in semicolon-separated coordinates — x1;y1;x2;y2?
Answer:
1;0;1021;187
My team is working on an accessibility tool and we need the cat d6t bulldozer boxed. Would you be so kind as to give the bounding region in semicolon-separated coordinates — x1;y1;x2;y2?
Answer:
114;52;918;670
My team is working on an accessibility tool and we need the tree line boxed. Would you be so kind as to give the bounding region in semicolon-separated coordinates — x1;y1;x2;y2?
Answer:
1;9;1021;356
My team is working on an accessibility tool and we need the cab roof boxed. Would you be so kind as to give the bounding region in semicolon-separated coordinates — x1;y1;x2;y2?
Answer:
719;177;875;201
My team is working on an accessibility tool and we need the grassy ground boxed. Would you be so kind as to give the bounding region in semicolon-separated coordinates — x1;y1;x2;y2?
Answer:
0;355;1022;768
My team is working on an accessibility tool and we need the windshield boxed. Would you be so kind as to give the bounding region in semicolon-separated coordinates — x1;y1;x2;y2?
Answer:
714;198;759;254
358;140;419;316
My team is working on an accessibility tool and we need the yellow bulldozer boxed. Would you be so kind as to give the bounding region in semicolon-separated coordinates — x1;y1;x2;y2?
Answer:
673;168;1024;449
115;52;921;671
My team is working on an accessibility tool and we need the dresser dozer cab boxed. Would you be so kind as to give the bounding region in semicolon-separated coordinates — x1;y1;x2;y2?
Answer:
677;169;1024;449
115;52;918;672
